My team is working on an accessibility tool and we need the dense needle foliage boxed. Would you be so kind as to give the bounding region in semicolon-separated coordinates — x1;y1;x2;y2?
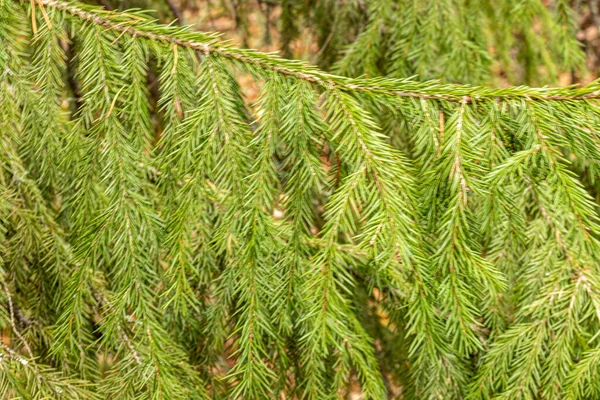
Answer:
3;0;600;398
286;0;585;85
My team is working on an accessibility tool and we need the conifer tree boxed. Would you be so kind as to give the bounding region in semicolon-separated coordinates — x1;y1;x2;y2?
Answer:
3;0;600;399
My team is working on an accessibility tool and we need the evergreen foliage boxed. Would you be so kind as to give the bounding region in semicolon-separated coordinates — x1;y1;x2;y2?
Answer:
281;0;585;85
3;0;600;398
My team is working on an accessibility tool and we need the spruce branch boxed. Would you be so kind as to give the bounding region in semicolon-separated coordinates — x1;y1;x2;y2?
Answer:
0;343;99;398
20;0;600;103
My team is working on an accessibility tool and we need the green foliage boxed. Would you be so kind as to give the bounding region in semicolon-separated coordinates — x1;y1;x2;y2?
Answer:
317;0;585;85
3;0;600;399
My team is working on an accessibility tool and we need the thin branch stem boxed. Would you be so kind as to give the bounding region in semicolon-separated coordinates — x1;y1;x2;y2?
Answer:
2;280;34;360
29;0;600;104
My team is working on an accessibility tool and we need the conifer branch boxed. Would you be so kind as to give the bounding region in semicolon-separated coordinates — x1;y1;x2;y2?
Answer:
21;0;600;103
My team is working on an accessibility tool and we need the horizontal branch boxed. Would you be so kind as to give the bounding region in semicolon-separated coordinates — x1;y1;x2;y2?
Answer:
29;0;600;103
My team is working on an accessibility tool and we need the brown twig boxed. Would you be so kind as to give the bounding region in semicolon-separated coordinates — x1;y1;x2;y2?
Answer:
2;280;34;360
